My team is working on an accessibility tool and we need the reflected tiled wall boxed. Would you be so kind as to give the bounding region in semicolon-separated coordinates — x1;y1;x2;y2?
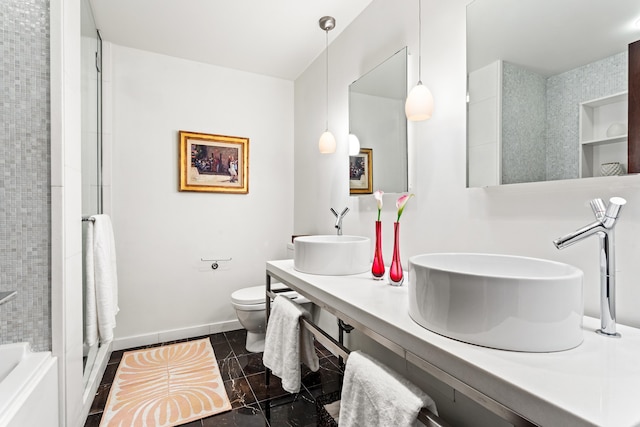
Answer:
0;0;51;351
501;52;628;183
546;52;628;180
502;62;547;184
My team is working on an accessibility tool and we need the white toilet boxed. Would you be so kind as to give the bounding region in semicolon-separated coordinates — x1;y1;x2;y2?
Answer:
231;283;311;352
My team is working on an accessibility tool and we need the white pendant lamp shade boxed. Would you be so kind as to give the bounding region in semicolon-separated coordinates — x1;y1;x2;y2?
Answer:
405;0;434;122
319;131;337;154
348;133;361;155
405;82;434;121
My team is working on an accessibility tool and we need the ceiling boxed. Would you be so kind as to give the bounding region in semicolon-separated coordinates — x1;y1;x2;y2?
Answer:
467;0;640;77
89;0;373;81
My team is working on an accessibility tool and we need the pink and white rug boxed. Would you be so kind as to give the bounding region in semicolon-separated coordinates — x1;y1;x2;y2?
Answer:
100;338;231;426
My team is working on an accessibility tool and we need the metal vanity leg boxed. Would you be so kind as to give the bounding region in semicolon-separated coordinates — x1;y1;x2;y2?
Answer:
337;319;354;368
265;273;271;387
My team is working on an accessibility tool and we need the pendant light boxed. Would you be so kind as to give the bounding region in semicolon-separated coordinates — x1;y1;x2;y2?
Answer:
348;133;361;156
405;0;434;121
319;16;337;154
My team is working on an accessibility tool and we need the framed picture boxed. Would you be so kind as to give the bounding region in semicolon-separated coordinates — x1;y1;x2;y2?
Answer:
179;131;249;194
349;148;373;194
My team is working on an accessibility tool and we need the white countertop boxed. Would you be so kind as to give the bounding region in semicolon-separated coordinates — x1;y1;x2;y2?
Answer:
266;259;640;427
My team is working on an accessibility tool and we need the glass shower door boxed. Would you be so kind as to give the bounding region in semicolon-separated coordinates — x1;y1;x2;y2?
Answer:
81;0;103;387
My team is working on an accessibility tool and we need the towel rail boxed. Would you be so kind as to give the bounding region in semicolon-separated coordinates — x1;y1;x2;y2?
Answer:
82;216;96;222
300;317;349;360
298;317;450;427
265;285;449;427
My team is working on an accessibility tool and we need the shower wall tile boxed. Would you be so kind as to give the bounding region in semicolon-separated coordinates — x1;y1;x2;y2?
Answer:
501;52;627;184
546;52;628;180
0;0;52;351
502;62;547;184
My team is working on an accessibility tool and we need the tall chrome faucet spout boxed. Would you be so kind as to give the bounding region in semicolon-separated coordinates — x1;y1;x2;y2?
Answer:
552;220;604;250
553;197;626;337
330;207;350;235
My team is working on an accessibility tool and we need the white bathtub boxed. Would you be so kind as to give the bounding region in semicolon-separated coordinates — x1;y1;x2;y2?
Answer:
0;343;58;427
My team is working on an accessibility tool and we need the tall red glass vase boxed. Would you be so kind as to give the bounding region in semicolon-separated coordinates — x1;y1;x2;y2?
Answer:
388;222;404;286
371;220;385;279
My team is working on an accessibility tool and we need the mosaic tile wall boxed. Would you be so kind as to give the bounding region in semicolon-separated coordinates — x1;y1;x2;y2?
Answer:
546;52;628;180
0;0;52;351
501;52;628;183
502;62;547;184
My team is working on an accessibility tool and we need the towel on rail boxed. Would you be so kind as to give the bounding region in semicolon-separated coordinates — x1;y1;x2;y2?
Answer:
84;214;119;345
339;351;438;427
263;295;319;393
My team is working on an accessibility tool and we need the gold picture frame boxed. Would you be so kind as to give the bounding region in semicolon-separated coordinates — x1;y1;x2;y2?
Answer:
349;148;373;194
179;131;249;194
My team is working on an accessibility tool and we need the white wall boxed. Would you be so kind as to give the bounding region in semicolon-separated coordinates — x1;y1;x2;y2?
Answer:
110;45;294;346
468;60;501;187
295;1;640;423
294;0;640;331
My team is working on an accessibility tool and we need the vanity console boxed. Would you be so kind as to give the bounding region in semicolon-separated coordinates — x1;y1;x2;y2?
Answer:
266;259;640;427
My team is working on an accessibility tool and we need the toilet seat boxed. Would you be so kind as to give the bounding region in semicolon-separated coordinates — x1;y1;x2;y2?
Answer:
231;284;310;310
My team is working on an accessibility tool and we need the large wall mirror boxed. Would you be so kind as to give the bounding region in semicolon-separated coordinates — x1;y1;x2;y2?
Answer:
466;0;640;187
349;47;408;194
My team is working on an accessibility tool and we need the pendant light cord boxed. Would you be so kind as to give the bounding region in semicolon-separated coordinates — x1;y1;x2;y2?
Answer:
418;0;422;84
325;29;329;131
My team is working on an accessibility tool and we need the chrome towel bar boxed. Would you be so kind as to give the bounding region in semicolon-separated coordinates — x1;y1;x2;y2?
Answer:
265;287;449;427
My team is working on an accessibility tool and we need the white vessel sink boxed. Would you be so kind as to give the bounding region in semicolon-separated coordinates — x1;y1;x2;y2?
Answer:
294;235;370;276
408;253;584;352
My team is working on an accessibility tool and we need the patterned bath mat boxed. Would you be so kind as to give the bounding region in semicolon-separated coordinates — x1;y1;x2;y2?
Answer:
100;338;232;426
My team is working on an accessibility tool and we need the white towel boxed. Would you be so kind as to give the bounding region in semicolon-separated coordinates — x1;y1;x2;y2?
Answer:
85;214;119;345
84;221;98;347
339;351;438;427
263;295;319;393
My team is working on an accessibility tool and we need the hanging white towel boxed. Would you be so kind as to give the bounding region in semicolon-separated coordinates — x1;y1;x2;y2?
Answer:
86;214;119;344
263;295;319;393
339;351;438;427
84;221;98;347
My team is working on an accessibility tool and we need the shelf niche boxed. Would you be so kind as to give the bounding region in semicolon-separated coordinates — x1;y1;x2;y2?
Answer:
579;92;628;178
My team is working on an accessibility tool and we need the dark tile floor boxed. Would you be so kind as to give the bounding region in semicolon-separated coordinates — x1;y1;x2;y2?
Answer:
84;329;343;427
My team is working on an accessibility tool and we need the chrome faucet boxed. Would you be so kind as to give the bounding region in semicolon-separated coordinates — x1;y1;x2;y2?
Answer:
553;197;627;337
330;207;350;235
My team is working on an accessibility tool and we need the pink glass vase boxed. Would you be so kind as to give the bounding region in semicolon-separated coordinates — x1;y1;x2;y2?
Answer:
388;222;404;286
371;220;385;280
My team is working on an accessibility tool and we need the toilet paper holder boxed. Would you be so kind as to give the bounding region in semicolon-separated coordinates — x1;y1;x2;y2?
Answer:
200;257;232;270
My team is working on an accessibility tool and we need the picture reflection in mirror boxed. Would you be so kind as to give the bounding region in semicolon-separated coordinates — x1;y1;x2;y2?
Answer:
466;0;640;187
350;148;373;194
349;47;408;194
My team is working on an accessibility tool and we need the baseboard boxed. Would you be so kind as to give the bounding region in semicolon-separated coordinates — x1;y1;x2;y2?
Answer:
112;320;243;351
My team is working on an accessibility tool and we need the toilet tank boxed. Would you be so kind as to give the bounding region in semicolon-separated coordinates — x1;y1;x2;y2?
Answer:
286;243;294;259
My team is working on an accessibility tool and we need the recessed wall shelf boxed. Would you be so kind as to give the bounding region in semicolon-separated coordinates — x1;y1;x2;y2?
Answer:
579;91;628;178
581;134;627;146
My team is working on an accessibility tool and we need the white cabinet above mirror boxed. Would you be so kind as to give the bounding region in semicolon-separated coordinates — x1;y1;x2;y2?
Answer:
349;47;408;195
466;0;640;188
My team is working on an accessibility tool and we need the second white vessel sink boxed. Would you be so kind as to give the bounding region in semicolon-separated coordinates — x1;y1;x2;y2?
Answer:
294;235;370;276
408;253;584;352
